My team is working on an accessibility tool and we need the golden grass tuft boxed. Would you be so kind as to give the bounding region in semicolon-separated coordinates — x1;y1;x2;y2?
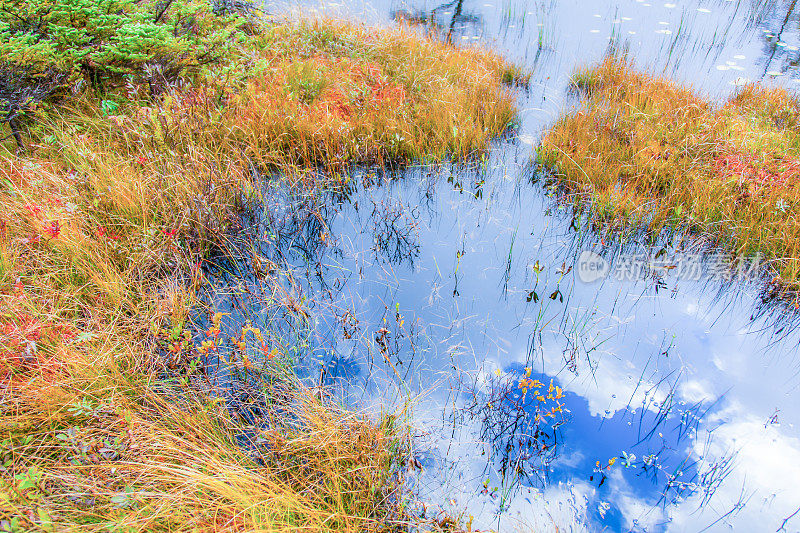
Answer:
1;353;410;531
0;16;523;532
226;19;519;167
539;57;800;295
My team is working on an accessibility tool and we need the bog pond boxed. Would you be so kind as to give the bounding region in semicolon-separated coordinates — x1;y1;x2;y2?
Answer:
204;0;800;530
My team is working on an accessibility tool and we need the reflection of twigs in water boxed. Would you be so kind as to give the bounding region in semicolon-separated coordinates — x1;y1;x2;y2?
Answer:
534;161;800;337
370;199;421;267
441;0;463;44
632;369;680;445
613;366;740;513
393;0;481;44
696;479;752;532
453;243;464;297
500;227;518;295
777;505;800;532
695;440;738;509
456;370;567;501
761;0;797;78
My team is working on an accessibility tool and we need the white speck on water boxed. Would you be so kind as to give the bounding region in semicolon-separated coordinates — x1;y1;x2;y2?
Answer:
622;16;632;20
733;54;746;60
590;29;600;33
658;21;669;25
730;65;745;71
788;45;799;51
698;8;711;13
767;70;783;76
716;65;730;71
664;3;676;7
725;61;736;66
628;30;637;34
594;13;602;17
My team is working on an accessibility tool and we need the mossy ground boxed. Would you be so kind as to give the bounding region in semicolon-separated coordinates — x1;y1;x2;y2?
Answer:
0;16;522;532
539;58;800;298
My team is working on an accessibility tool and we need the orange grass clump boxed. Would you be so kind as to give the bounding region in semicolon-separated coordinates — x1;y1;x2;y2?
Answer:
539;57;800;294
224;19;522;168
0;16;525;531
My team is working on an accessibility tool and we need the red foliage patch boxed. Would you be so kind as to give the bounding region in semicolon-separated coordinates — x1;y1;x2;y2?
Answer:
314;60;408;119
96;225;120;241
24;203;42;218
0;313;76;380
42;220;61;239
713;150;800;196
359;62;407;105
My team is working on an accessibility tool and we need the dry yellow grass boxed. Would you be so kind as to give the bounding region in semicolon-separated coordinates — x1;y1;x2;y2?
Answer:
0;154;411;530
539;57;800;297
0;17;523;532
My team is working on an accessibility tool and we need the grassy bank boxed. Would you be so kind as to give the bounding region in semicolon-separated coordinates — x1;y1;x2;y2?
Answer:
539;58;800;296
0;9;522;532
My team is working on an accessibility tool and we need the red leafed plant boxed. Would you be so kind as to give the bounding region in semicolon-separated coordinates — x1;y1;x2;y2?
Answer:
713;150;800;197
0;311;77;380
42;220;60;238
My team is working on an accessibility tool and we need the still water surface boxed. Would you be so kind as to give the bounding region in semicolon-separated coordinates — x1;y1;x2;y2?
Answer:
209;0;800;530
